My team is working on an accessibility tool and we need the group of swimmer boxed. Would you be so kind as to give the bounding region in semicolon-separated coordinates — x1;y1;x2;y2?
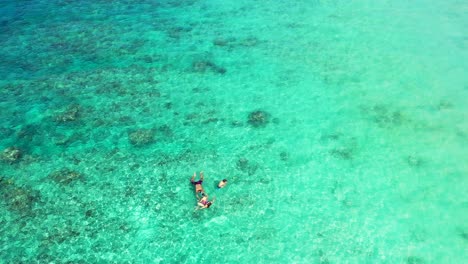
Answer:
191;171;227;210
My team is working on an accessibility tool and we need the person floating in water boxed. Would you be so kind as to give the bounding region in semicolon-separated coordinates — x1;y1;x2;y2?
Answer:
190;171;205;198
196;195;215;210
217;179;228;188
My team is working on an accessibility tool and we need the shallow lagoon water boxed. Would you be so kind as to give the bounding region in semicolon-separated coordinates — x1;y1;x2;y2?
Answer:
0;0;467;263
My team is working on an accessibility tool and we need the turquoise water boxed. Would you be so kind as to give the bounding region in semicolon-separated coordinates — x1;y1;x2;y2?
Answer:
1;0;467;262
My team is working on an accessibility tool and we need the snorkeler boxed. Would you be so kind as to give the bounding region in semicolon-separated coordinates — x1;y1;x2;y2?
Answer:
217;179;228;188
196;195;215;210
190;171;205;198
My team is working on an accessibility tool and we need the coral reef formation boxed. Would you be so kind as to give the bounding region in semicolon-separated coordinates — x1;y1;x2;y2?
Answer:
128;129;155;146
49;168;83;184
1;146;22;163
0;177;40;214
54;104;81;122
237;157;259;175
192;60;226;74
248;110;270;128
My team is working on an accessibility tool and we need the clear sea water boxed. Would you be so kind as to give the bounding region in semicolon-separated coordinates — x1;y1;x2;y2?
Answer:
1;0;467;263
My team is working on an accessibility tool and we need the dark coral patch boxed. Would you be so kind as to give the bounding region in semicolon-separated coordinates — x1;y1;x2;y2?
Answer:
457;228;468;241
54;104;81;123
330;148;353;160
192;60;226;74
49;168;83;185
85;209;94;218
279;151;289;161
236;157;259;175
231;121;243;127
406;155;424;167
0;178;40;214
213;38;231;46
407;256;425;264
157;125;173;138
128;129;155;146
248;110;270;128
0;127;15;138
1;146;22;163
361;104;407;128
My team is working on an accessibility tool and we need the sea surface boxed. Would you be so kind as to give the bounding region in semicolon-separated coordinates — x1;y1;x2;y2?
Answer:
0;0;467;263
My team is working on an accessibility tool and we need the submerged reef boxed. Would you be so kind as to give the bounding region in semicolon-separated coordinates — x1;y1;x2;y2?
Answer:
236;157;259;175
460;231;468;241
156;125;173;139
54;104;81;123
248;110;271;128
406;155;424;168
0;127;15;138
363;104;406;128
17;124;40;142
167;25;193;39
0;177;40;214
1;146;22;163
231;120;244;127
49;168;83;185
212;36;259;48
192;60;226;74
456;227;468;241
406;256;425;264
54;132;85;147
213;38;232;47
128;129;156;146
436;100;453;111
279;151;289;161
322;132;358;161
330;147;354;160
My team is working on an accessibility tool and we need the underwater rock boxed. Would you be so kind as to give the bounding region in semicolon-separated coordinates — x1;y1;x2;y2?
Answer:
54;132;84;146
407;155;423;167
128;129;155;146
237;157;249;171
0;127;15;137
49;168;83;184
367;105;405;128
85;209;94;218
201;117;220;124
239;37;259;47
454;227;468;241
6;187;38;212
118;116;134;124
459;231;468;241
320;133;341;141
213;37;259;48
167;26;192;39
330;148;353;160
213;38;230;46
156;125;173;138
437;100;453;110
279;151;289;161
248;110;270;127
407;256;425;264
236;157;259;175
17;124;40;141
231;120;243;127
54;104;80;122
1;146;22;163
0;178;40;214
192;60;226;74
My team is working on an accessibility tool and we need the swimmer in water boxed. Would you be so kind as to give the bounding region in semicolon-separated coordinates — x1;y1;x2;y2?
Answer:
190;171;205;198
196;195;215;210
217;179;228;188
